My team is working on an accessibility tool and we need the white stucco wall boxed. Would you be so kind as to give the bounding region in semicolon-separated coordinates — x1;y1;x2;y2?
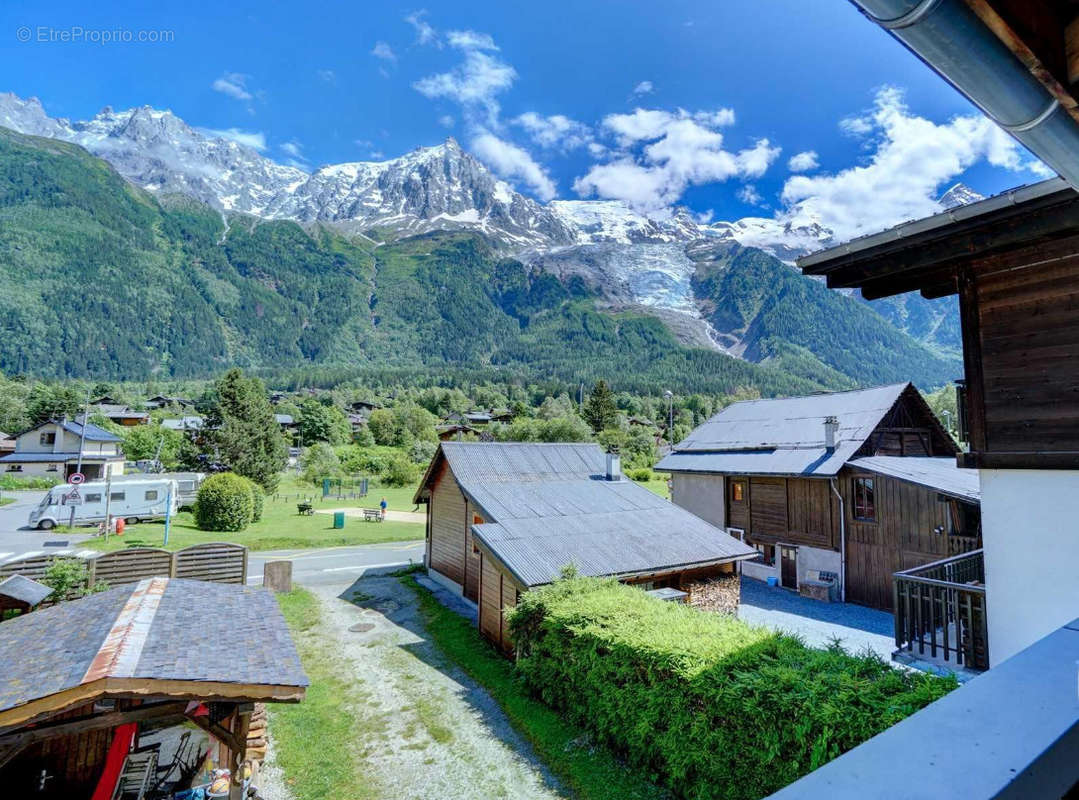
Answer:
670;473;726;529
980;469;1079;666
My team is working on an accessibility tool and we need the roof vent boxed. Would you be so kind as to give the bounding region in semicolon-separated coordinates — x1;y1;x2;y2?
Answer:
605;448;622;481
824;416;839;452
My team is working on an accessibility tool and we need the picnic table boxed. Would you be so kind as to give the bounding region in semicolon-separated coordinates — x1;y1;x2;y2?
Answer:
362;508;383;522
297;502;314;516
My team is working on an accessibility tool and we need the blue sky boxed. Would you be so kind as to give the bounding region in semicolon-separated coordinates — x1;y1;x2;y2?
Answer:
0;0;1052;234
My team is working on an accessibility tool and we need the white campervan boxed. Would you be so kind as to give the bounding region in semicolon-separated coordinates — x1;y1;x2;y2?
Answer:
28;479;179;530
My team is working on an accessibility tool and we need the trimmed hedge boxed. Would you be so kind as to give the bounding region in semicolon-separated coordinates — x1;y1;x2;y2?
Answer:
508;578;956;800
243;477;265;522
194;472;254;532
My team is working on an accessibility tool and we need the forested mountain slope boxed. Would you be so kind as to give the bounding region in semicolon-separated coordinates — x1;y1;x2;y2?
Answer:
0;126;958;394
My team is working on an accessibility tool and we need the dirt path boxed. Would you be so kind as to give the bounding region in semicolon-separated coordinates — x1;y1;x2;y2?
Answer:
315;508;426;524
268;576;567;800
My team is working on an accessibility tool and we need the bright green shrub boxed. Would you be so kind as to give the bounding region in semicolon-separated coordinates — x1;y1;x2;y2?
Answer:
509;578;956;800
243;477;265;522
629;467;653;482
194;472;254;532
381;453;418;487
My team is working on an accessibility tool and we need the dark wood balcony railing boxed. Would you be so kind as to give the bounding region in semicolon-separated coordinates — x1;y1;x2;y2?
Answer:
893;549;988;672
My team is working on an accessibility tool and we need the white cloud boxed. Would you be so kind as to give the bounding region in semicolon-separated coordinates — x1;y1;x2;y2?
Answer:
281;141;304;158
372;41;397;62
839;114;873;136
512;112;593;151
470;131;557;201
212;72;253;102
368;150;385;159
632;80;654;96
771;87;1045;243
405;10;439;46
201;127;267;151
447;30;498;51
737;184;764;206
788;150;819;172
413;35;516;126
317;69;336;83
572;107;775;212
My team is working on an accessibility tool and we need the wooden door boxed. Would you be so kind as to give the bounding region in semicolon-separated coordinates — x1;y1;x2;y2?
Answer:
780;546;797;589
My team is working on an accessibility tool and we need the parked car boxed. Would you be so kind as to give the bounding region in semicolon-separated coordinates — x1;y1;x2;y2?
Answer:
29;478;179;530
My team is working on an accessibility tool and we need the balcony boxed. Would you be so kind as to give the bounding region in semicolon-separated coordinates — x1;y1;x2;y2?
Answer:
893;549;988;673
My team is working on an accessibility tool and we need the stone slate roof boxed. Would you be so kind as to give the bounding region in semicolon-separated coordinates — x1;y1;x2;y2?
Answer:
0;574;54;607
0;578;307;717
657;383;912;477
419;442;756;587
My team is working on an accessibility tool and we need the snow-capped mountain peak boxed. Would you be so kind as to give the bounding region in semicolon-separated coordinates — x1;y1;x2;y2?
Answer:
937;182;984;209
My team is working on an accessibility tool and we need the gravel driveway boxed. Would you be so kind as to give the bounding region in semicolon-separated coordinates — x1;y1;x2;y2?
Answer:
264;575;567;800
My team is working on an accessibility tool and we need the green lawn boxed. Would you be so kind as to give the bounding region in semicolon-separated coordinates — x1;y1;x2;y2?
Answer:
0;497;13;507
403;576;666;800
83;476;425;552
270;589;377;800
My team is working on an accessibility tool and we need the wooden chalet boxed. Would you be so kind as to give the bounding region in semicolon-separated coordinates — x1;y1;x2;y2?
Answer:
413;442;757;653
658;383;982;614
0;578;306;799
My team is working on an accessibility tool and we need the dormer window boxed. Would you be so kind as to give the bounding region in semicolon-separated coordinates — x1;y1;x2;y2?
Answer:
39;432;56;446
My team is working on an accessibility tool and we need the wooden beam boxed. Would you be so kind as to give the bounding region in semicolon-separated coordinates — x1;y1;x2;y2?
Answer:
0;701;188;748
188;708;245;755
816;197;1079;291
958;451;1079;469
963;0;1079;121
958;269;989;455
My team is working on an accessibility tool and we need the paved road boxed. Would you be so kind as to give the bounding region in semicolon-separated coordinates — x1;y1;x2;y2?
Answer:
0;491;94;559
247;540;425;587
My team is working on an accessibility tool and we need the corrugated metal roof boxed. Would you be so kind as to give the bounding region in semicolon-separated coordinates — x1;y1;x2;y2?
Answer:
0;452;117;463
847;456;980;502
474;505;756;587
0;578;307;716
657;383;909;477
430;442;756;586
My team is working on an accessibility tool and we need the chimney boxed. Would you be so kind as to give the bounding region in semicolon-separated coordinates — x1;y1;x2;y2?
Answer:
605;447;622;481
824;416;839;452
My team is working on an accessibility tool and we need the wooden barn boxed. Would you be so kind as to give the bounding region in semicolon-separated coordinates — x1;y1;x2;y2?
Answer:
413;442;757;653
658;383;982;611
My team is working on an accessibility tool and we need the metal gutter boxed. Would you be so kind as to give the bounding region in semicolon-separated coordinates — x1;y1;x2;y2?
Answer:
848;0;1079;190
829;478;847;603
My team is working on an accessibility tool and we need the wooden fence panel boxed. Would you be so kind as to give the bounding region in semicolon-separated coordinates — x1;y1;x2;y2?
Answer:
93;548;174;587
174;543;247;584
0;550;99;582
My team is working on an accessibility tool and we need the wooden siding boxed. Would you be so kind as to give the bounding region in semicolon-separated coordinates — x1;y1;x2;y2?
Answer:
478;552;517;654
969;253;1079;458
842;470;978;611
786;478;837;550
428;461;468;588
462;503;482;603
726;476;749;531
749;477;787;538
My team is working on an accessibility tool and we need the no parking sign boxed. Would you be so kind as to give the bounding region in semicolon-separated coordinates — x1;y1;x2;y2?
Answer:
68;472;85;485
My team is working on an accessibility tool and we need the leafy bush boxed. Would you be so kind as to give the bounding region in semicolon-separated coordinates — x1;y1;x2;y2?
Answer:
408;438;438;465
629;468;653;482
509;578;956;800
0;474;61;490
41;559;108;600
243;476;265;522
194;472;254;532
382;453;418;487
301;442;343;486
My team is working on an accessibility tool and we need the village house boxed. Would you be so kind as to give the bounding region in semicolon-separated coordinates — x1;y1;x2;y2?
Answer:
0;432;13;456
0;419;124;480
658;383;981;612
414;442;757;653
142;394;194;410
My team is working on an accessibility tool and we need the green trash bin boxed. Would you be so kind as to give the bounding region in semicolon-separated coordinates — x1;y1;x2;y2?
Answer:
333;511;345;529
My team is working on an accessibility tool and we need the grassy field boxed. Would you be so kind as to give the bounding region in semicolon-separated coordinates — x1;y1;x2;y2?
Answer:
269;588;377;800
0;497;13;507
83;474;425;552
404;576;666;800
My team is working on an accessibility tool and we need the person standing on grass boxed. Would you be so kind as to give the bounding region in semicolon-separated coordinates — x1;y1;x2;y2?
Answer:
380;496;388;520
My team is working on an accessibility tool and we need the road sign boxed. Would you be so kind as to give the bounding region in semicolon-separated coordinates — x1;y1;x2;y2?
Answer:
65;487;82;505
68;472;85;485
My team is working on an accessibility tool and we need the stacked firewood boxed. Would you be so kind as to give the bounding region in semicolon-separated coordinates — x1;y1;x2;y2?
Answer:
246;703;268;763
685;573;740;615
